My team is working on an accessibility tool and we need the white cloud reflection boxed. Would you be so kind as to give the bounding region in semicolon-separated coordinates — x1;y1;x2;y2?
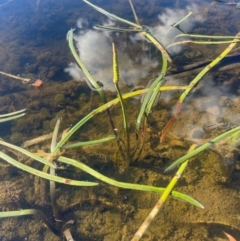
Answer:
150;4;204;54
65;28;158;91
65;4;205;91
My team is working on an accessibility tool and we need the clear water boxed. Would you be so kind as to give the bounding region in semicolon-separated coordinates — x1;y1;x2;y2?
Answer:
0;0;240;240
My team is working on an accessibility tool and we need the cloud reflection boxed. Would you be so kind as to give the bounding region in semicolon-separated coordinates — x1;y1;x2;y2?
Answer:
65;28;158;91
65;4;204;91
151;4;204;54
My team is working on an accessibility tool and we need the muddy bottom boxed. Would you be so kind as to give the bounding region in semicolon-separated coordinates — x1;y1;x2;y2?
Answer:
0;70;240;241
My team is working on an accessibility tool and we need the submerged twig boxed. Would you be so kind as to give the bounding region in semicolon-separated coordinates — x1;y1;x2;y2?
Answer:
22;133;53;148
0;71;31;84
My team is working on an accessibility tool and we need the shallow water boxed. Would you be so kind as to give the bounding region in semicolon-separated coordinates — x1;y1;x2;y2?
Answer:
0;0;240;240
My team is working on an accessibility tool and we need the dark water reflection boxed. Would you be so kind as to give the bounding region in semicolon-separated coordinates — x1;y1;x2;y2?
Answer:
0;0;239;85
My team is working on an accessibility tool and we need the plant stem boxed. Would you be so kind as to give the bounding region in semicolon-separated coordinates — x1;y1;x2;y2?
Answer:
0;209;60;236
131;144;199;241
57;156;203;208
112;42;130;160
165;125;240;172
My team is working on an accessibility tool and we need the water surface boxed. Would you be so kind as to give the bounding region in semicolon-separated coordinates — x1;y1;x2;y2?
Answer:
0;0;240;240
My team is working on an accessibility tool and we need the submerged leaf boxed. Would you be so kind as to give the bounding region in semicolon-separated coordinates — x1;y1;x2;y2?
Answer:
51;118;61;152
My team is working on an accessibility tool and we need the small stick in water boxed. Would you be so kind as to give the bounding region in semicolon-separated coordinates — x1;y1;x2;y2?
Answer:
0;71;31;84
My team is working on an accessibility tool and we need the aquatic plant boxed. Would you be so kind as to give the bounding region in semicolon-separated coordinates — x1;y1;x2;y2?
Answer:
77;1;240;240
0;75;201;239
0;30;200;241
0;1;240;240
0;109;26;123
0;109;202;240
161;32;240;142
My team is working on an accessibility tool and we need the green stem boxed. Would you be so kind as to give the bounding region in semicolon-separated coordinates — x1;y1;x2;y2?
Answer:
0;109;26;118
174;33;240;40
136;74;164;132
67;28;120;146
165;125;240;172
58;156;203;208
167;40;240;49
145;55;168;115
0;109;26;122
112;42;130;157
83;0;172;63
0;151;97;186
162;12;192;42
0;139;55;168
52;86;185;154
62;135;116;149
131;145;200;241
0;209;60;236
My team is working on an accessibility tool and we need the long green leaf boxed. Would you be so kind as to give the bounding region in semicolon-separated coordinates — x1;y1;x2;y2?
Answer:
131;144;202;240
174;33;240;40
0;151;98;186
83;0;141;29
162;12;192;41
94;25;141;32
145;54;168;115
58;156;203;208
67;29;104;95
165;125;240;172
0;109;26;118
0;113;26;123
62;135;116;149
0;109;26;122
83;0;172;63
0;209;60;235
52;86;186;153
136;74;163;131
51;118;61;152
0;139;56;168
